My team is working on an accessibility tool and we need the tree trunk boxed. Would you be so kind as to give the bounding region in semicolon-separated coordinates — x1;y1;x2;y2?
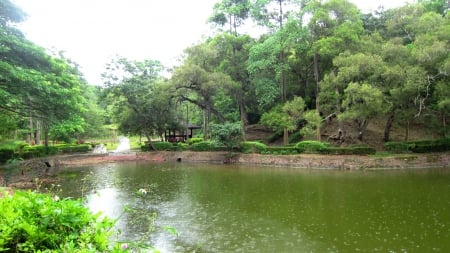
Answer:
43;123;49;148
238;92;248;141
27;117;33;144
35;120;41;145
313;53;321;141
404;120;410;141
143;130;157;151
357;119;369;141
335;85;345;143
384;112;395;142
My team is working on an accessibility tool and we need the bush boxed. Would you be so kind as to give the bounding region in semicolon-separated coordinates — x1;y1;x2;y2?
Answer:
22;146;59;159
20;144;90;159
295;141;329;153
187;141;227;151
240;141;267;154
187;138;204;145
153;142;175;151
262;146;298;155
56;144;91;154
324;146;376;155
384;138;450;153
384;142;409;153
0;190;115;252
173;142;188;151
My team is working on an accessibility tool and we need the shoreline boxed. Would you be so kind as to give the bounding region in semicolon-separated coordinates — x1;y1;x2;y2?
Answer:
56;151;450;170
2;151;449;189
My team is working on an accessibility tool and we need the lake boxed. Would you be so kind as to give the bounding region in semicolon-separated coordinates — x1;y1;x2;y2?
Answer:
57;162;450;252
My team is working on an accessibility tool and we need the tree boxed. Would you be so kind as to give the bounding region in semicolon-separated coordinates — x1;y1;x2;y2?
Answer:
340;82;386;141
171;42;239;140
102;57;176;150
208;33;255;139
260;96;305;137
209;0;251;35
306;0;364;141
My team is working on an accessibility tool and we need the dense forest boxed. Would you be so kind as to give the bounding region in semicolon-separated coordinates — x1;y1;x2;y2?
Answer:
1;0;449;149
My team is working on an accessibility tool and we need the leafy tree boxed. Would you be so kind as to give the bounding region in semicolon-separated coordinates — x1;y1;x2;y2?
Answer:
260;96;305;135
304;0;364;141
102;57;176;150
208;33;255;139
172;42;239;139
1;0;88;146
209;0;251;35
340;82;386;141
211;121;243;149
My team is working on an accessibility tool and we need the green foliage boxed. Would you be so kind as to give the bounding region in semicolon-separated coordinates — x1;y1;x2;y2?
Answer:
295;141;330;153
288;131;302;144
188;141;226;151
239;141;267;153
384;138;450;153
19;144;90;159
0;190;114;252
187;138;204;145
153;142;176;151
211;121;243;149
323;145;377;155
300;110;322;138
260;105;289;131
261;146;298;155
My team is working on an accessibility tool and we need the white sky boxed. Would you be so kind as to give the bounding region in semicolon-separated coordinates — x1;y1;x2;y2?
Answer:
12;0;411;85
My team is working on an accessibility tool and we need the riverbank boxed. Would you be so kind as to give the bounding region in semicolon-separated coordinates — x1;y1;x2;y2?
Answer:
2;151;449;189
57;151;450;170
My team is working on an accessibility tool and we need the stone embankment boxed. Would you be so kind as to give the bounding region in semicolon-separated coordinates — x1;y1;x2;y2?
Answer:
2;151;449;189
56;151;450;170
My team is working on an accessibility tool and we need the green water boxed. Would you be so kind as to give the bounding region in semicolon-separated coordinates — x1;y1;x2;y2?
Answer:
57;162;450;252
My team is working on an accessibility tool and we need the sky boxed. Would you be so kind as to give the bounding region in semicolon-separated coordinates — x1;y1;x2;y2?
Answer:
12;0;412;86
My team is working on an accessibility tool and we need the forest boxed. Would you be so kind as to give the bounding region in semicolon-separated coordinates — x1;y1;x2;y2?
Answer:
1;0;449;151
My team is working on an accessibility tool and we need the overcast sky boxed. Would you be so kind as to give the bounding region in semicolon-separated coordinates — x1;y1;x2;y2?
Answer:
13;0;412;85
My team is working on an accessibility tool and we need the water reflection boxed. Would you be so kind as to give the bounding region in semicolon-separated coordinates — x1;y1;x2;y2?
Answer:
57;163;450;252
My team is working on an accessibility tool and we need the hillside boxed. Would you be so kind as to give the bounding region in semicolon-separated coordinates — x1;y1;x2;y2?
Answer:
245;117;442;151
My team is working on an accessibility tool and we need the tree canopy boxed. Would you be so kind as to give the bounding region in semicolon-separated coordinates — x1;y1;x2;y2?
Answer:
1;0;448;147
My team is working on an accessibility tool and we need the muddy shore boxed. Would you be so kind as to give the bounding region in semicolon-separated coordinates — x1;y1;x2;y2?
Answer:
2;151;449;189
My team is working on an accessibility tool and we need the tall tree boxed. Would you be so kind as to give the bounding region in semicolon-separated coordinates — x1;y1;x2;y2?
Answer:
209;0;251;35
306;0;364;141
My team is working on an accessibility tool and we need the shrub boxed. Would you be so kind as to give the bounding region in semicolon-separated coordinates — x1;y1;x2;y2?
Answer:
384;142;409;153
153;142;175;151
187;138;203;145
240;141;267;154
262;146;298;155
56;144;91;154
22;146;59;158
384;138;450;153
324;146;376;155
295;141;329;153
407;138;450;153
0;190;115;252
187;141;227;151
173;142;188;151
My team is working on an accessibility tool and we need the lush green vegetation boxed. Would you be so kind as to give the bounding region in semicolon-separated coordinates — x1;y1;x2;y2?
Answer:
1;0;449;156
0;190;116;252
